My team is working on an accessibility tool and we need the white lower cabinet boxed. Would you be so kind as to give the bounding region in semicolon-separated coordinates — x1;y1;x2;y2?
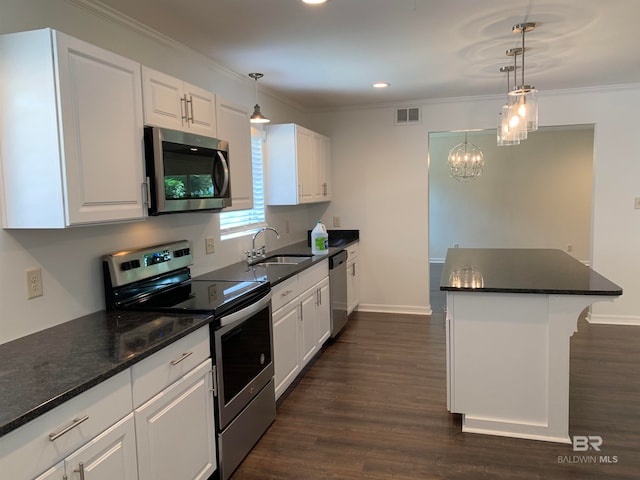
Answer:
272;300;302;399
300;285;319;366
0;370;133;480
347;242;360;314
63;413;137;480
0;326;216;480
135;359;216;480
272;260;330;399
34;462;64;480
316;277;331;346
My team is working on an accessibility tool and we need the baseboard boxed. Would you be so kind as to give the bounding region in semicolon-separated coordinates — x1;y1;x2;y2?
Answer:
356;304;432;316
587;312;640;326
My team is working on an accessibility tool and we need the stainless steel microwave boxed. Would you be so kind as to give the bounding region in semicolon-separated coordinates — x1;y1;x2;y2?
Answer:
144;126;231;214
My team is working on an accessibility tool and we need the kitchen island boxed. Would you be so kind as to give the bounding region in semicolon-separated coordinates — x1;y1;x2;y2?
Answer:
440;248;622;443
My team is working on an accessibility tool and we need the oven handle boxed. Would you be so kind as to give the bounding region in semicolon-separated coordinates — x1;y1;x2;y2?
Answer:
218;291;272;330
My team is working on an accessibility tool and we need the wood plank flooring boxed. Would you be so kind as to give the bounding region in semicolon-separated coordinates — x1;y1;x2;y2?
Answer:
231;268;640;479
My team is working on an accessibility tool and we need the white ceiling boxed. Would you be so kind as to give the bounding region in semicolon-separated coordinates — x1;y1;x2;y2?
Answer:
97;0;640;110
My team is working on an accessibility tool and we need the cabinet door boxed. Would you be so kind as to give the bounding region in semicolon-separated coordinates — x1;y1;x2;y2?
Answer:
64;414;137;480
56;32;146;225
135;359;216;480
216;97;253;211
184;83;216;137
313;133;331;202
316;277;331;346
299;286;318;367
296;127;314;204
34;462;65;480
142;66;186;131
273;302;301;399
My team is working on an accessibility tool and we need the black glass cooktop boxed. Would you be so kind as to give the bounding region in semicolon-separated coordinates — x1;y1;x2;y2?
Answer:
121;278;268;316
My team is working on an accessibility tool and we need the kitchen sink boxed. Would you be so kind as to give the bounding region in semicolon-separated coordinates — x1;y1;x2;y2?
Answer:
254;254;313;266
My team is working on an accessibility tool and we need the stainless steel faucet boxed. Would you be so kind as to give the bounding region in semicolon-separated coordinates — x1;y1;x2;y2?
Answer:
246;226;280;262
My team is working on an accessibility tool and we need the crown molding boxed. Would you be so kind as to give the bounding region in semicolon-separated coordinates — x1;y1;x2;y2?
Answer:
64;0;305;111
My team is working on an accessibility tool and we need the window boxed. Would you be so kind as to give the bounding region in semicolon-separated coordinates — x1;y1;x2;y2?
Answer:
219;131;266;237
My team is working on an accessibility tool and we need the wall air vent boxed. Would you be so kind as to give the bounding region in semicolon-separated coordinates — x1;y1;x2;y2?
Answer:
395;107;421;125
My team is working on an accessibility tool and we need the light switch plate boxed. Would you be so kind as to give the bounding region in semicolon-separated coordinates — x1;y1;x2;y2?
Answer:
635;197;640;209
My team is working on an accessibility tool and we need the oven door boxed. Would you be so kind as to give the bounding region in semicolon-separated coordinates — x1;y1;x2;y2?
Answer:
213;291;274;429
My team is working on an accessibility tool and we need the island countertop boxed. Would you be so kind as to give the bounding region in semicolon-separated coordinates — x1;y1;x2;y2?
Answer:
440;248;622;296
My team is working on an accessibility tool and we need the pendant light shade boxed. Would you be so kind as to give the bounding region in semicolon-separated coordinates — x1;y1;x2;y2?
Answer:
448;132;485;182
248;73;270;124
507;23;538;132
497;65;525;146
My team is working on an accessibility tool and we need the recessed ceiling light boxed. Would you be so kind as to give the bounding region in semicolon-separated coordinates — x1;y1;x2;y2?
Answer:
302;0;327;4
373;82;390;88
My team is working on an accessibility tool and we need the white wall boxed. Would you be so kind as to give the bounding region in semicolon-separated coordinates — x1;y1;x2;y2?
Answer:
312;86;640;324
429;126;594;262
0;0;322;344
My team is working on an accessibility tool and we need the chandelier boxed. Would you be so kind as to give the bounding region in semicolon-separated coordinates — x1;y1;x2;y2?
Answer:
447;131;485;182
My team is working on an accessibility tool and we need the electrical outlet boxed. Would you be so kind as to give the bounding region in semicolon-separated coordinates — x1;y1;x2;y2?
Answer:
333;216;341;227
205;237;215;254
26;268;43;299
454;243;459;248
567;244;573;252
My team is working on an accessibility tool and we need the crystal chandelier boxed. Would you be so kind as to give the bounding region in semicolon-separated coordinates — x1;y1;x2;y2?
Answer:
447;132;485;182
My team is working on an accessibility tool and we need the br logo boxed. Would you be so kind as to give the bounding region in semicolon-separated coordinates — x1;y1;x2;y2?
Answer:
572;435;603;452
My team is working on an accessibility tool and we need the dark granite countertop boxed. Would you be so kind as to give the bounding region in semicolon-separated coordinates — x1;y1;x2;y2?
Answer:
0;310;212;437
440;248;622;295
0;233;360;438
193;238;358;286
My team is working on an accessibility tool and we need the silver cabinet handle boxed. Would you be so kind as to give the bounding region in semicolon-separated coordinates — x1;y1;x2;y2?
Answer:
49;415;89;441
170;351;193;366
73;462;85;480
281;289;293;297
187;96;194;123
352;263;357;277
180;96;188;122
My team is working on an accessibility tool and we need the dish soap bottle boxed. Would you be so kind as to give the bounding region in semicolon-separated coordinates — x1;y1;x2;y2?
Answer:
311;221;329;255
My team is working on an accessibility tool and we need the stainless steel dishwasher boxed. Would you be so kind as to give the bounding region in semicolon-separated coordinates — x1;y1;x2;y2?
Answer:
329;249;349;337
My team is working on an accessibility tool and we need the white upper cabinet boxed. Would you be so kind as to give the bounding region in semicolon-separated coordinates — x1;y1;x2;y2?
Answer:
0;28;146;228
142;66;216;137
313;132;332;201
265;123;332;205
215;96;254;211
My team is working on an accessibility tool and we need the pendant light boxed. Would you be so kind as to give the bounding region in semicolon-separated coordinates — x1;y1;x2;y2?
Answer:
508;23;538;132
447;131;485;182
248;73;270;124
497;65;524;146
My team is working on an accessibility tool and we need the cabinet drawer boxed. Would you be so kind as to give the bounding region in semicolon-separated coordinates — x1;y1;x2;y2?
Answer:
347;242;359;260
298;259;328;293
131;326;210;408
0;370;132;480
271;275;300;312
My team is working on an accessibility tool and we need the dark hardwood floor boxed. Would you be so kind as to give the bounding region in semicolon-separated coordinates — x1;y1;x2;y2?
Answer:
231;265;640;479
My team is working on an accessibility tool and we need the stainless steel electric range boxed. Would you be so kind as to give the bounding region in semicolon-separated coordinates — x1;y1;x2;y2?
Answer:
102;240;276;480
